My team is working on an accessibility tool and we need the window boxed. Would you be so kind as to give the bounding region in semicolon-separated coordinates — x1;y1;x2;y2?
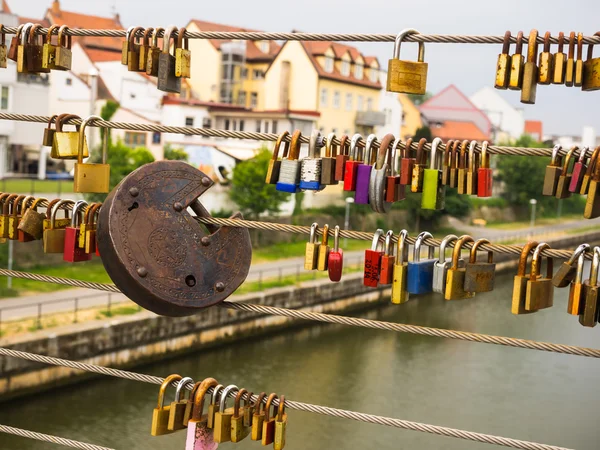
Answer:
341;60;350;76
370;68;378;83
0;86;8;110
252;69;264;80
367;98;373;111
354;63;363;79
65;78;72;86
238;90;247;106
259;41;269;53
241;68;248;79
152;132;161;144
333;91;340;109
202;118;212;129
130;93;136;99
124;132;146;147
185;117;194;127
320;88;328;107
225;119;230;130
324;56;334;73
357;95;364;111
239;120;245;131
250;92;258;108
272;121;277;134
256;121;261;133
345;93;353;111
264;121;269;134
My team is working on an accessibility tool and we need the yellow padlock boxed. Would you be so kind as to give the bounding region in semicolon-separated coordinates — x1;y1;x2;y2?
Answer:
73;115;110;193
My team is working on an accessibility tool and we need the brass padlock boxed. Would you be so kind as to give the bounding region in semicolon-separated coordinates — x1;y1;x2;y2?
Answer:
575;32;584;87
138;27;153;72
320;133;338;185
511;241;539;315
543;145;563;196
304;222;320;270
585;152;600;219
52;114;88;160
0;193;17;239
18;196;47;240
175;26;191;78
464;238;495;293
457;140;469;194
121;26;135;65
274;395;287;450
555;145;577;199
553;243;590;288
0;25;7;68
182;381;202;427
16;23;33;73
582;32;600;91
525;243;554;311
243;391;255;428
448;140;460;188
410;138;427;193
8;195;27;240
151;374;182;436
387;28;427;94
579;247;600;327
146;27;164;77
78;202;92;249
441;139;453;185
565;31;576;86
251;392;267;441
521;29;539;104
230;389;251;443
466;140;478;195
495;31;512;89
127;26;144;72
157;26;181;93
42;24;60;70
84;203;102;254
42;114;59;147
508;31;525;90
552;32;567;84
261;393;278;446
207;384;223;429
581;146;600;195
445;235;476;300
8;24;25;62
317;223;330;271
54;25;72;70
167;376;193;431
538;31;554;85
567;252;586;316
25;24;50;73
43;199;74;253
213;384;238;443
265;131;289;184
43;198;71;231
185;378;218;445
391;230;409;304
73;115;110;193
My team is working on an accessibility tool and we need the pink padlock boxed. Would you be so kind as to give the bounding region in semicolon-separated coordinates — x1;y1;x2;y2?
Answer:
569;146;589;193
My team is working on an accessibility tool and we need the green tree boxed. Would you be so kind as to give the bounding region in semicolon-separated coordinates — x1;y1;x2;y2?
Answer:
407;92;432;106
99;100;119;144
229;148;290;219
413;126;432;141
164;143;189;161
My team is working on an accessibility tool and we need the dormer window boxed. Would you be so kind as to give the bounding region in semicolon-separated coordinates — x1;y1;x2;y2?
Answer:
341;60;350;76
370;68;378;83
259;41;269;53
324;56;334;73
354;63;363;79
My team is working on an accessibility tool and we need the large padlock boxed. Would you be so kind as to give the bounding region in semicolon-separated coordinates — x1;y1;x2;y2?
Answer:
508;31;525;90
422;137;445;210
43;199;74;253
369;133;395;212
579;246;600;327
495;31;512;89
52;114;88;160
555;146;576;199
151;374;182;436
97;160;252;316
542;145;563;196
157;26;181;93
538;31;554;85
410;138;427;193
146;27;164;77
445;235;476;300
511;241;539;315
477;141;493;197
54;25;72;70
334;134;350;182
265;131;289;184
355;134;377;203
552;243;590;288
552;32;567;84
466;140;479;195
343;134;363;191
379;230;395;285
276;130;302;193
520;29;539;104
387;28;427;94
525;243;554;311
391;230;409;304
74;115;110;193
580;146;600;195
583;32;600;91
569;146;589;193
565;31;576;87
320;133;338;185
407;231;436;295
584;151;600;219
364;229;384;287
464;238;495;293
328;225;343;282
399;137;414;186
175;26;191;78
126;26;144;72
299;130;324;191
567;252;586;316
63;200;92;262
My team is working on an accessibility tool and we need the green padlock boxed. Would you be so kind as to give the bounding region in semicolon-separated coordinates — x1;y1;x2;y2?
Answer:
421;137;445;210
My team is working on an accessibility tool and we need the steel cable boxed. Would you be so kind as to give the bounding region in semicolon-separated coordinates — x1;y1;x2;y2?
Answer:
0;268;599;359
0;424;115;450
0;347;572;450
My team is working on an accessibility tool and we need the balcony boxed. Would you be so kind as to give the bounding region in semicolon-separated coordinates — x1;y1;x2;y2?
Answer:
355;110;386;127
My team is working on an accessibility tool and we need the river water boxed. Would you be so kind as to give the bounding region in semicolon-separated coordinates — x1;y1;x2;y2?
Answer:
1;271;599;450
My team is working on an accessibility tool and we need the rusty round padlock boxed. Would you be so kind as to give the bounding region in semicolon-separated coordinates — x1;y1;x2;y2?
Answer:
97;161;252;316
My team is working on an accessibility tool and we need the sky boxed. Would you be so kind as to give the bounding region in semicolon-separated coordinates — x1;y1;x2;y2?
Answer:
10;0;600;137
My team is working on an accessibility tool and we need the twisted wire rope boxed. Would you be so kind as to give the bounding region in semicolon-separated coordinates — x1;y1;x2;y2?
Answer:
0;347;572;450
0;424;115;450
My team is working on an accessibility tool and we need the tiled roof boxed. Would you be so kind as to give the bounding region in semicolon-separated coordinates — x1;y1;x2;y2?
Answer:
189;19;280;61
18;17;51;27
300;41;381;89
430;121;490;141
524;120;543;137
83;46;121;63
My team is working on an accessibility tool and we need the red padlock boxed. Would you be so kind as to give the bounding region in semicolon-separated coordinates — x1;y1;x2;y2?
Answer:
477;141;493;197
379;230;396;285
63;201;92;263
328;225;344;282
399;137;414;185
343;133;363;191
385;138;403;202
364;229;384;287
335;135;349;182
569;146;588;193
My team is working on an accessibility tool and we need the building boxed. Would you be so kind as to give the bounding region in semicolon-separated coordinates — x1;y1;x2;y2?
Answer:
420;85;491;142
469;86;525;143
524;120;543;142
398;94;422;139
375;71;403;137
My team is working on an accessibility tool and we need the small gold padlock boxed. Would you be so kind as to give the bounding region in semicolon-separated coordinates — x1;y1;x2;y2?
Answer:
230;389;251;443
207;384;224;429
304;222;320;270
0;194;17;239
54;25;73;70
495;31;512;89
42;24;60;70
150;374;182;436
18;196;47;240
138;27;153;72
0;24;7;69
387;28;427;94
43;199;74;254
565;31;576;87
127;26;144;72
146;27;164;77
538;31;554;85
261;393;278;446
251;392;267;441
508;31;525;90
521;29;539;104
175;26;191;78
317;223;330;271
575;32;584;87
52;114;88;160
84;203;102;254
511;241;539;315
121;26;135;65
274;395;288;450
8;195;26;240
73;116;110;193
552;32;567;84
213;384;238;443
167;376;193;431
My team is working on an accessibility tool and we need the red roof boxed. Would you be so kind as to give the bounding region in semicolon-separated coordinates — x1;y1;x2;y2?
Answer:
83;46;121;63
430;121;490;141
524;120;543;138
18;17;51;27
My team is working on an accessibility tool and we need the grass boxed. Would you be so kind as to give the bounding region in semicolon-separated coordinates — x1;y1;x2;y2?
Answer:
252;239;368;263
0;179;73;194
485;214;582;230
566;225;600;235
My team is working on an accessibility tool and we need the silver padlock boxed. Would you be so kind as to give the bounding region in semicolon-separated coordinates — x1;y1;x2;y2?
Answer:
275;129;303;193
369;133;395;213
432;234;463;294
299;129;324;191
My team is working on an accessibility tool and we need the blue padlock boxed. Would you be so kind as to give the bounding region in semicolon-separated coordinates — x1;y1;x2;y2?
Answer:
407;231;436;294
299;130;325;191
276;129;302;193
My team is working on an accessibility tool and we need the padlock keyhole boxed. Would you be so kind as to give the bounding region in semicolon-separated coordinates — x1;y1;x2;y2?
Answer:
185;275;196;287
128;202;139;212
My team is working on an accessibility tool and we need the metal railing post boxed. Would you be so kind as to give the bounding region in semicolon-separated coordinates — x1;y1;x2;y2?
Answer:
37;304;42;329
107;294;112;316
74;298;78;323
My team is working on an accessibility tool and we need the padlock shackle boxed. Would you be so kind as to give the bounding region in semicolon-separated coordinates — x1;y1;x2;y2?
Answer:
56;113;80;133
560;146;578;176
151;27;165;48
12;195;25;217
2;193;17;216
28;197;47;213
350;133;363;162
157;373;182;409
470;238;493;263
450;140;460;169
443;140;453;169
233;388;248;418
174;376;193;402
429;137;443;170
28;24;45;45
371;228;384;252
458;140;469;169
46;24;60;45
58;25;71;49
254;392;267;415
211;384;224;407
21;23;33;45
308;129;322;159
468;140;478;172
567;31;576;59
516;241;538;277
439;234;458;263
393;28;424;61
333;225;340;252
142;27;154;47
402;138;414;160
395;229;408;265
577;146;589;164
542;31;552;53
375;134;395;170
550;144;562;166
78;115;102;164
276;395;286;421
70;200;88;228
384;229;394;257
557;32;565;53
514;31;524;55
83;202;96;226
576;32;584;61
364;134;377;165
325;133;337;158
414;231;434;262
391;138;402;177
191;377;218;422
415;138;427;165
128;26;144;46
531;243;551;280
272;131;290;161
585;146;600;176
451;235;473;270
46;114;59;130
309;222;318;244
288;129;302;160
264;393;278;422
339;134;349;157
45;198;60;220
321;224;329;246
587;32;600;59
526;29;538;64
124;26;135;42
501;30;511;55
14;24;24;45
162;26;178;54
218;384;239;413
589;246;600;287
480;141;490;168
176;27;188;50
